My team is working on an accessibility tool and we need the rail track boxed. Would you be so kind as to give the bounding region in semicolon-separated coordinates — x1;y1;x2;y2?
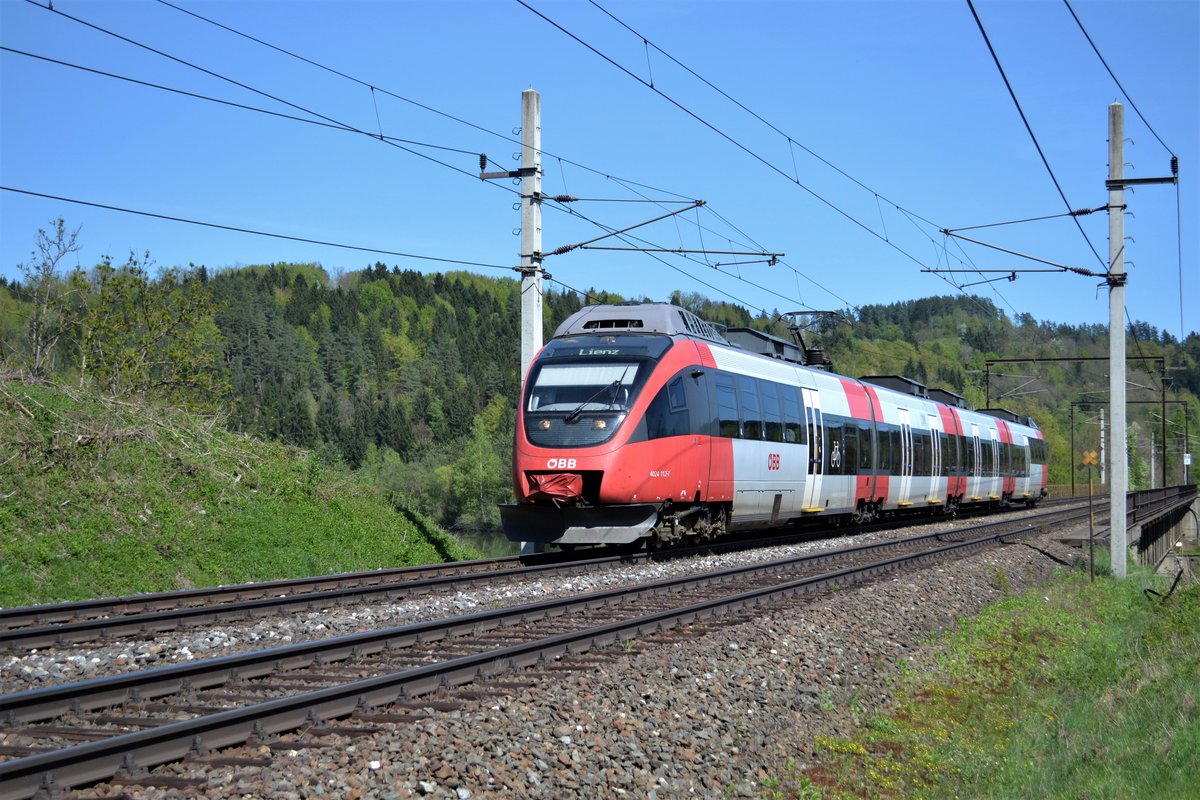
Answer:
0;502;1091;799
0;497;1089;655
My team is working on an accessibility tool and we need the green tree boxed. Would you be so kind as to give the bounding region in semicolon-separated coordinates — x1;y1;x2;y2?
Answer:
77;254;227;408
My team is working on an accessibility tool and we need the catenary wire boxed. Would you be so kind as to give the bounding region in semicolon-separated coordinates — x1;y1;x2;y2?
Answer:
0;46;492;161
147;0;864;311
23;0;1003;345
151;0;702;206
149;0;1000;325
517;0;1028;317
1062;0;1187;341
580;0;1025;318
1;187;517;271
1062;0;1175;158
514;1;923;259
965;0;1107;271
36;0;805;308
22;0;492;185
586;0;945;232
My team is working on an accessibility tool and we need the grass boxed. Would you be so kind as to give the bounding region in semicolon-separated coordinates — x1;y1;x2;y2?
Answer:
0;378;482;606
763;556;1199;799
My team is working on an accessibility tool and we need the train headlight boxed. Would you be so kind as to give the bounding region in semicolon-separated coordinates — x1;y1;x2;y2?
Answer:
539;419;552;430
593;419;607;430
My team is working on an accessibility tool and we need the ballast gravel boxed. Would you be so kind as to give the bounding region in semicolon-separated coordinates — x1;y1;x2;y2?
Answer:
3;517;1084;799
1;516;1030;690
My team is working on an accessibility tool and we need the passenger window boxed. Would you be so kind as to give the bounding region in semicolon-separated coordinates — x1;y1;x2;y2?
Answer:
782;387;805;444
843;424;858;475
738;375;763;439
761;381;783;443
716;373;740;438
826;422;843;473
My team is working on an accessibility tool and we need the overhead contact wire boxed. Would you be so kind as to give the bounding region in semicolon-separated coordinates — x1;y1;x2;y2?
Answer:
0;47;489;160
515;0;919;261
1063;0;1175;158
150;0;898;314
153;0;699;205
23;0;506;186
966;0;1107;270
1;187;516;271
587;0;943;231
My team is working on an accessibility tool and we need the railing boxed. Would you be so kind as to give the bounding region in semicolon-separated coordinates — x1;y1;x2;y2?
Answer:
1128;485;1198;566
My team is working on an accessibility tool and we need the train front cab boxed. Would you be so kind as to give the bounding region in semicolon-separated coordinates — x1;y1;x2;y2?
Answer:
503;333;722;546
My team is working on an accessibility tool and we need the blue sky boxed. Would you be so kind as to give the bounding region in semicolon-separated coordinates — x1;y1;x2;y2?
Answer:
2;0;1196;338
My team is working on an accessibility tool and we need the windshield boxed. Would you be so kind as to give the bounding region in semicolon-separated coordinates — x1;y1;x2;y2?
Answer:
527;363;641;413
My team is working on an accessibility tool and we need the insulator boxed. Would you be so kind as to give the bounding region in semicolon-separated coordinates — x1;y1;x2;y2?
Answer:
479;153;487;172
1171;155;1179;175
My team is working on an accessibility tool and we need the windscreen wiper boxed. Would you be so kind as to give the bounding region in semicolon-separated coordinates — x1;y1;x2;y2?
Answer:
564;366;630;424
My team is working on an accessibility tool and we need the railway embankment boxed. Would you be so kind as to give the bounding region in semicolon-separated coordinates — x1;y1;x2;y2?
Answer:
0;377;481;607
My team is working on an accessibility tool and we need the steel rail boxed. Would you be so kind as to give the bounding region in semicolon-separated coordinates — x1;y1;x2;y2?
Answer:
0;518;1052;800
0;556;526;630
0;553;615;651
1;505;1088;724
1;498;1090;651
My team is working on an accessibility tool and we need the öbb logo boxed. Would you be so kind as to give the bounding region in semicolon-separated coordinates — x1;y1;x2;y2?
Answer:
767;453;781;471
547;458;577;470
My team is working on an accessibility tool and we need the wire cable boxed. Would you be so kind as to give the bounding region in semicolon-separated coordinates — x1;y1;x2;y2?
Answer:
1063;0;1175;158
946;206;1109;232
152;0;705;207
138;0;821;313
0;46;489;160
22;0;493;185
515;0;918;259
966;0;1107;271
1062;0;1187;340
586;0;944;231
519;0;1033;319
151;0;1009;323
1;186;517;271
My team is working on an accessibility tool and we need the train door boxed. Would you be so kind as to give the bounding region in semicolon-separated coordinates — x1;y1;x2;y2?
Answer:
731;374;771;522
989;430;1002;499
801;387;824;511
897;408;914;505
928;413;943;504
1016;435;1031;498
969;423;982;500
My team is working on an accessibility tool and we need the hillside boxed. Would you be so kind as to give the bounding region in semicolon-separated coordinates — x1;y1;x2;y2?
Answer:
2;221;1198;537
0;377;480;606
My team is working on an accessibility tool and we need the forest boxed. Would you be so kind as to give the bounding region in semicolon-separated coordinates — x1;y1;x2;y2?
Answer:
3;219;1198;533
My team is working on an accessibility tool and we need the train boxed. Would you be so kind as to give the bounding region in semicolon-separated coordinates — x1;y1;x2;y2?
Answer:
500;303;1048;549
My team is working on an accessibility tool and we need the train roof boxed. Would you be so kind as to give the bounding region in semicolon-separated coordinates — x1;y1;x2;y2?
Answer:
860;375;929;398
928;388;968;408
724;327;805;365
554;303;728;345
553;304;1038;428
980;408;1040;429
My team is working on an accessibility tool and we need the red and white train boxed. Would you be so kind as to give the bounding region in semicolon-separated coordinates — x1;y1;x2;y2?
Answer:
501;303;1048;548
